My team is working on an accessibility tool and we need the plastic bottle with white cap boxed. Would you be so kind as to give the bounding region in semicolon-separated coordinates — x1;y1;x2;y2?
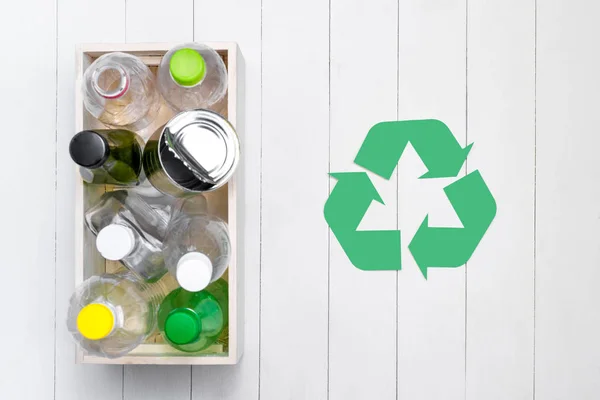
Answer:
66;272;168;358
163;211;231;292
85;190;169;281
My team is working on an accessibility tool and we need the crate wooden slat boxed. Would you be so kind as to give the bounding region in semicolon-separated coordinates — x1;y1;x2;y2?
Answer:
74;42;244;365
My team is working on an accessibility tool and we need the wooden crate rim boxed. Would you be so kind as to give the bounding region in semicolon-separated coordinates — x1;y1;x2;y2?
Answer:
77;42;238;55
74;41;243;366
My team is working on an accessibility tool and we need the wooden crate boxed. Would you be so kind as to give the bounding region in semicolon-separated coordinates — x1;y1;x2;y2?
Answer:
74;43;244;365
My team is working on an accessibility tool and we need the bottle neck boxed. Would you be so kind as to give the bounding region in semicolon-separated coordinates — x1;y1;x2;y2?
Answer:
171;69;205;88
92;64;130;99
126;232;141;258
175;252;214;292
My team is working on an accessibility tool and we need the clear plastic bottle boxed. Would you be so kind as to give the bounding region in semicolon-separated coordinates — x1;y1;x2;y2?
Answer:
157;279;228;353
163;212;231;292
69;129;144;186
83;52;161;129
152;194;209;226
130;188;208;228
85;190;169;281
169;195;208;221
157;44;228;111
67;272;168;358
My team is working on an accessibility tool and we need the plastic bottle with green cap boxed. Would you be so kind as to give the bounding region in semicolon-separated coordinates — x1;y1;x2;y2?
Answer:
67;272;169;358
157;43;228;112
158;279;228;353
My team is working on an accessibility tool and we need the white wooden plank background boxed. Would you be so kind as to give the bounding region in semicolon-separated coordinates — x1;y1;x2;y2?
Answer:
536;1;600;399
1;0;600;399
465;1;535;399
329;0;398;399
0;0;56;399
260;0;329;399
396;1;467;399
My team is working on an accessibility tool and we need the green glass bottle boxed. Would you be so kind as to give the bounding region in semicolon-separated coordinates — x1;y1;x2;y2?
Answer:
69;129;144;186
158;279;228;352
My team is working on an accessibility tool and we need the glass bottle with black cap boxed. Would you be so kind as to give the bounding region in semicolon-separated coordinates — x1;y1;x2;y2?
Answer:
69;129;144;186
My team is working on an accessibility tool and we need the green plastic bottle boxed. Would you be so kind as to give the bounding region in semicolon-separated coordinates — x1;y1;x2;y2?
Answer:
158;279;228;352
69;129;144;186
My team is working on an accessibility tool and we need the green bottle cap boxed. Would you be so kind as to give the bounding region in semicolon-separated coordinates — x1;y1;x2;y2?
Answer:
164;309;200;345
169;48;206;87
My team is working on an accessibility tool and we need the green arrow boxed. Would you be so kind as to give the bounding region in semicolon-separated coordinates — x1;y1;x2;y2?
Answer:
324;172;401;271
409;170;496;278
354;119;473;179
326;172;383;230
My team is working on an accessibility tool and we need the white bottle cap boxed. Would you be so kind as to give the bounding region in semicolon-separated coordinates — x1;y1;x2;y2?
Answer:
176;252;213;292
96;224;136;261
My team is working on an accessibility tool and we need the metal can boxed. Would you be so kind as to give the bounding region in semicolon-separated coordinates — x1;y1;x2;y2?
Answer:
142;109;240;197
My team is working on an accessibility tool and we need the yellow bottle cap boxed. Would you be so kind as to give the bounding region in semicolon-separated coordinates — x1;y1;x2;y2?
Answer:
77;303;115;340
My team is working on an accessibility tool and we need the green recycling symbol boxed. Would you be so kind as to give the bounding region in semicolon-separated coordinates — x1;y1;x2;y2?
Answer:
324;119;496;278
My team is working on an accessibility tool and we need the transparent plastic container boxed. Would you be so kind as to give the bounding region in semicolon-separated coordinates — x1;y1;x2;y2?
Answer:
164;212;231;292
85;190;169;281
130;188;208;228
148;194;209;227
158;279;228;353
69;129;144;186
169;195;208;222
83;52;161;129
67;272;168;358
157;44;228;111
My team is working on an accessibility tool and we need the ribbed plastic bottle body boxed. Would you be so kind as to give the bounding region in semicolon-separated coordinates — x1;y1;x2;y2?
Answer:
83;52;161;129
86;190;169;241
119;229;165;282
132;192;208;228
169;195;208;222
85;191;169;281
67;272;168;358
157;279;228;352
157;44;227;111
163;213;231;289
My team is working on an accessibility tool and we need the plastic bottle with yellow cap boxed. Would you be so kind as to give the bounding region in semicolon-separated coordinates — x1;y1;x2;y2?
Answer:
157;43;228;112
67;272;169;358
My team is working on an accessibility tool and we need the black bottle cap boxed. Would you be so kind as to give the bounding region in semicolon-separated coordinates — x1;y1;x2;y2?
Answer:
69;130;110;168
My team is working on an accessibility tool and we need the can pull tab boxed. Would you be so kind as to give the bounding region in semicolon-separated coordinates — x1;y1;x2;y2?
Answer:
166;145;218;185
187;160;218;185
162;109;239;192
